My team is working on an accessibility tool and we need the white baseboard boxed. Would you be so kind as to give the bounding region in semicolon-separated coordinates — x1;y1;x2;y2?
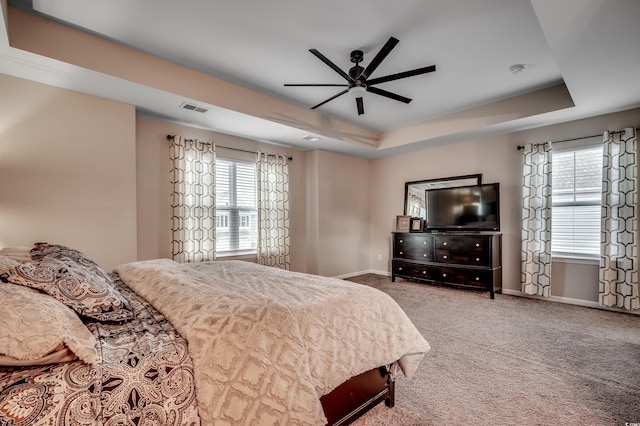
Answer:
501;288;640;315
335;272;639;315
334;269;390;279
334;271;639;315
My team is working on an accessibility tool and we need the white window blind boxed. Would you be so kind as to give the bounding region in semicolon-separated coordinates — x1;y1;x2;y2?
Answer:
215;158;258;255
551;145;603;258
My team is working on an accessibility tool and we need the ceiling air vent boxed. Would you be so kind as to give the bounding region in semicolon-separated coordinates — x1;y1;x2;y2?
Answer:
301;135;321;142
180;102;209;113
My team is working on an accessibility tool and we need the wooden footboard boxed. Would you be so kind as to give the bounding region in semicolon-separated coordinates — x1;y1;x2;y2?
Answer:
320;365;395;426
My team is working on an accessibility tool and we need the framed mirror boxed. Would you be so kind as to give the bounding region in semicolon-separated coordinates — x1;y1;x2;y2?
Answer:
404;174;482;220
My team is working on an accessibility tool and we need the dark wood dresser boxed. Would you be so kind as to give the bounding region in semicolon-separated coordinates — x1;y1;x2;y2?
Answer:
391;232;502;298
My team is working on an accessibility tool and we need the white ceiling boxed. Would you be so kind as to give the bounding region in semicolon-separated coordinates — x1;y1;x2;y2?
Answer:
1;0;639;159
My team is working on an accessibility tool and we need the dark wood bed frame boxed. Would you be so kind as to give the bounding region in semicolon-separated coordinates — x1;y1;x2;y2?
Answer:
320;365;395;426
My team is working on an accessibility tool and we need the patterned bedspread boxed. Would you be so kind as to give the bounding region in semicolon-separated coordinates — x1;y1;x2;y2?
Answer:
0;278;200;425
1;259;430;426
114;259;430;426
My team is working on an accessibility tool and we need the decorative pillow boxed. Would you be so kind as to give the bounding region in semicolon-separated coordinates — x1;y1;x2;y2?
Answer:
0;283;100;365
5;257;134;322
0;255;20;275
0;246;32;263
31;242;112;284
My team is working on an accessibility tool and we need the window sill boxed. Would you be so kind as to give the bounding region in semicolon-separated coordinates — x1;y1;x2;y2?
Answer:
216;251;257;262
552;255;599;265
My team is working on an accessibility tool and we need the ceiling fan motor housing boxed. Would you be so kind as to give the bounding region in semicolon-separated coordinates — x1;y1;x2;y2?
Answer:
349;65;365;85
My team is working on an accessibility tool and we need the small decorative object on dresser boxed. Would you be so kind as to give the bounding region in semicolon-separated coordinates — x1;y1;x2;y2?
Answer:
410;217;423;232
395;215;411;232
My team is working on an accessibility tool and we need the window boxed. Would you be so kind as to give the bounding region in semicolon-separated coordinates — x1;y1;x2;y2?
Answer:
216;213;229;229
215;158;258;256
551;145;603;258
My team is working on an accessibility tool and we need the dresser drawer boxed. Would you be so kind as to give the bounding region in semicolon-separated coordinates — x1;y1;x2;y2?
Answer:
393;233;433;261
392;260;434;281
434;234;491;252
434;250;491;266
434;234;496;267
432;266;494;288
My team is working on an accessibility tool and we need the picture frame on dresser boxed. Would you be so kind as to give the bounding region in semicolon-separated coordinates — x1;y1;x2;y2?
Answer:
410;217;423;232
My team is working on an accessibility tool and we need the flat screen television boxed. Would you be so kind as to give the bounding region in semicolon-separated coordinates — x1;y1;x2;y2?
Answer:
425;183;500;231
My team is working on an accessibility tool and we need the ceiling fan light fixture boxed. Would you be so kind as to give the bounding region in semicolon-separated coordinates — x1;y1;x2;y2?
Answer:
349;85;366;98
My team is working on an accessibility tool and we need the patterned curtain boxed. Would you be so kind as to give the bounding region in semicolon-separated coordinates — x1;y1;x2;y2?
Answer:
600;128;638;310
169;136;216;263
257;152;290;269
521;142;553;296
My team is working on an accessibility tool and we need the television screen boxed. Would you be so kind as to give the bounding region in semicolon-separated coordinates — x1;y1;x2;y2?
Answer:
425;183;499;231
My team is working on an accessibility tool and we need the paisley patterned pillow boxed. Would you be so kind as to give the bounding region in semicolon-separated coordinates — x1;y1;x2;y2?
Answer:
31;243;112;284
4;257;134;322
0;283;100;365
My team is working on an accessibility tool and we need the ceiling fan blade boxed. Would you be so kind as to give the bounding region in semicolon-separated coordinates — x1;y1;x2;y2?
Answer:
356;97;364;115
361;37;399;80
310;89;349;109
367;86;412;104
309;49;353;82
284;84;348;87
367;65;436;86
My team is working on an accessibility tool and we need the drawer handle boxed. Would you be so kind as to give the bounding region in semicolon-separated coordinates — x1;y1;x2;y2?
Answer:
476;257;480;261
443;242;447;246
442;273;447;278
399;251;403;255
399;267;403;271
475;277;480;281
443;255;448;259
475;243;480;247
424;241;427;245
399;239;403;243
423;254;427;257
422;271;427;274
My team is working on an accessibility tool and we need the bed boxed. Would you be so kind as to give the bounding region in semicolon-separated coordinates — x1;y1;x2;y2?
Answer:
0;243;430;425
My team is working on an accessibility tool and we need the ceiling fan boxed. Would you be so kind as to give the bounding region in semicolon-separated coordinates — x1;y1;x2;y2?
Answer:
284;37;436;115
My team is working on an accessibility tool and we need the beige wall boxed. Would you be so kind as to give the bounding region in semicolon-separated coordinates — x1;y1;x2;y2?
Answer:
307;150;371;277
0;73;137;270
370;107;640;302
305;150;321;274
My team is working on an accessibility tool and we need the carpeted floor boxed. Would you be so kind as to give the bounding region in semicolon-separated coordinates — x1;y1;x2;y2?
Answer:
346;274;640;426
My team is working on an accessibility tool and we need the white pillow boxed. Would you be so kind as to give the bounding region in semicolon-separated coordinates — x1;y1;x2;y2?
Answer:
0;246;32;263
0;255;20;275
0;283;100;365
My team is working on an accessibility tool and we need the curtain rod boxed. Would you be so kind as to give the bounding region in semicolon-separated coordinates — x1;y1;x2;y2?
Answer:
517;127;640;150
166;135;293;161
